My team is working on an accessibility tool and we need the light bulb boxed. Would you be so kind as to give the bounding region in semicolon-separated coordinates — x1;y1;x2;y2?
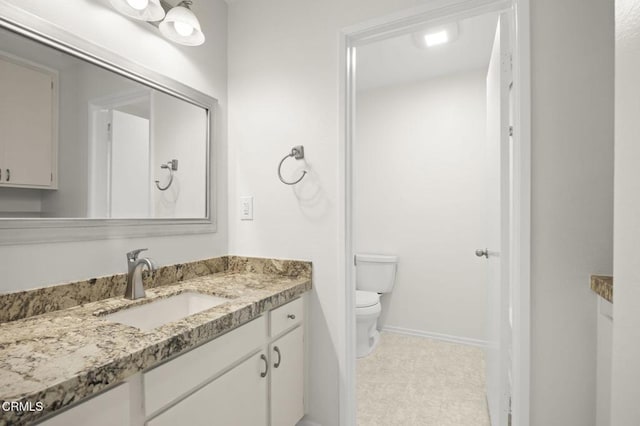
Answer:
174;21;194;37
424;30;449;47
126;0;149;10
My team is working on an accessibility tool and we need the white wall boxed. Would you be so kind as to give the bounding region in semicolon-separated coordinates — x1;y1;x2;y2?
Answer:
151;91;207;218
0;188;41;217
228;1;418;424
0;0;228;292
354;70;488;342
530;0;613;425
612;0;640;424
230;0;614;425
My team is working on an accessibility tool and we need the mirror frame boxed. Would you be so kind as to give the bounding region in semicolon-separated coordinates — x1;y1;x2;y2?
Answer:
0;2;218;245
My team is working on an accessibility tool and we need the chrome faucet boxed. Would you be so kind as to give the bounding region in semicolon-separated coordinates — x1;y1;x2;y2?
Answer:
125;248;155;300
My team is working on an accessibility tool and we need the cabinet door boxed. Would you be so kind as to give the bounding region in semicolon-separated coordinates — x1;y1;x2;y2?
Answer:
38;383;130;426
0;57;54;187
148;352;268;426
271;326;304;426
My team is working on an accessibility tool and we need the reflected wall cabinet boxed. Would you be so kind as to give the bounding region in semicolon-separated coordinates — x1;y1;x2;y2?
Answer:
0;54;58;189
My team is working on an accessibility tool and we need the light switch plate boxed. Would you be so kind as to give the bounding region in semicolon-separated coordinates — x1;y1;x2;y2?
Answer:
240;196;253;220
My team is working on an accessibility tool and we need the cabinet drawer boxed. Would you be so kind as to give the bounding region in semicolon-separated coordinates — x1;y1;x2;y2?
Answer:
144;315;267;415
270;297;303;337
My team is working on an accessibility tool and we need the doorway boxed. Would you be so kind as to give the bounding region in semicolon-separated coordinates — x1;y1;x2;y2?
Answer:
87;90;152;218
341;1;531;425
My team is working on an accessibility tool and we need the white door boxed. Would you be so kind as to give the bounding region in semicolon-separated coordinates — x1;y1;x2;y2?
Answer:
484;13;511;426
109;110;150;218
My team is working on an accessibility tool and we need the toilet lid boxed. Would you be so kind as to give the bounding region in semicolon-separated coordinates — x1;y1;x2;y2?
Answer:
356;291;379;308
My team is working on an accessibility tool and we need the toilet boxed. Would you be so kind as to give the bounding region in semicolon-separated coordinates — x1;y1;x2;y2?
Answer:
355;254;398;358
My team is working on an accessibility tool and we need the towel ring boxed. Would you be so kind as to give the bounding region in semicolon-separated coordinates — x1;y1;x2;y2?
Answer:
278;145;307;185
155;159;178;191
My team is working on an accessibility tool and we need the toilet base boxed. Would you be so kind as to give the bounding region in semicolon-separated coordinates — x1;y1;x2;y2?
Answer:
356;326;380;358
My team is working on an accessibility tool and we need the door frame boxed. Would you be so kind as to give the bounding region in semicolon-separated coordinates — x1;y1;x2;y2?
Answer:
87;89;152;218
338;0;531;425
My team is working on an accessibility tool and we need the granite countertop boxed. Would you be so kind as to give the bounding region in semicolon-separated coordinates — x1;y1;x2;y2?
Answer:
0;258;311;425
591;275;613;303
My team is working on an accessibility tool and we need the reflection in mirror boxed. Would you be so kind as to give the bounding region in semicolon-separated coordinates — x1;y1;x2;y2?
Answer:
0;25;208;220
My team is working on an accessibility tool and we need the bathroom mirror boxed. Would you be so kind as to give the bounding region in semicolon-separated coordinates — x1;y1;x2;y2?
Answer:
0;4;217;244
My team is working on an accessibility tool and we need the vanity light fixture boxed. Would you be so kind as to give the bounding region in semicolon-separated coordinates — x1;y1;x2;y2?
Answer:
110;0;205;46
158;1;205;46
109;0;166;22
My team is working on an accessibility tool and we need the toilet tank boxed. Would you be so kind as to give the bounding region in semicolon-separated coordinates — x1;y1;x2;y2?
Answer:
355;254;398;293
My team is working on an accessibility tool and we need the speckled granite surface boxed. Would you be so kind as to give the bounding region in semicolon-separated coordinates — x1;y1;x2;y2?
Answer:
0;257;311;425
0;256;312;323
591;275;613;303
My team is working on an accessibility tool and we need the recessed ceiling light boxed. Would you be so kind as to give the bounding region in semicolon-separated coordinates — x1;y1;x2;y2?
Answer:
413;22;459;50
424;30;449;47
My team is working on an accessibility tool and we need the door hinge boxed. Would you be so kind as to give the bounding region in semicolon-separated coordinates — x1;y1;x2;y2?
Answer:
51;172;53;182
51;81;54;90
509;126;514;137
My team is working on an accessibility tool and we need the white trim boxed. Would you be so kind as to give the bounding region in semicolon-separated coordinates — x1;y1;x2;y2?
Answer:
381;326;489;348
296;420;322;426
339;1;531;425
338;23;357;426
510;1;531;424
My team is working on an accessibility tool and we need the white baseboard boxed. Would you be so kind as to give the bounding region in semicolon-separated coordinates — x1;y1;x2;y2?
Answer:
296;419;321;426
381;325;488;348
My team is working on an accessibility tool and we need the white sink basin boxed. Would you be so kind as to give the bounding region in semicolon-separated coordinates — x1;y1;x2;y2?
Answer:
103;292;230;331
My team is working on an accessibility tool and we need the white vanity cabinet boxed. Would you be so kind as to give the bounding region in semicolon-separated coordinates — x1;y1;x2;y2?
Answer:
270;327;304;426
269;298;305;426
35;297;306;426
145;314;269;426
147;352;269;426
37;383;131;426
596;297;613;426
146;296;305;426
0;54;58;189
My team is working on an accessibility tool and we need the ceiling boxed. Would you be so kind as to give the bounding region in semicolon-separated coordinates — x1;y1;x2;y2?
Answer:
356;13;499;91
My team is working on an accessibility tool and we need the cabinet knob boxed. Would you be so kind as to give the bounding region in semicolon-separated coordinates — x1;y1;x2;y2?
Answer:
287;314;296;320
260;354;269;378
273;346;282;368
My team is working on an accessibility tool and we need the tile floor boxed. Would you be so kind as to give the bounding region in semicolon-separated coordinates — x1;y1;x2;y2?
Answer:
357;332;490;426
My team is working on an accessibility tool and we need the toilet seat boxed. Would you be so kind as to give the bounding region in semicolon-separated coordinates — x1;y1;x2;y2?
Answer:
356;290;379;308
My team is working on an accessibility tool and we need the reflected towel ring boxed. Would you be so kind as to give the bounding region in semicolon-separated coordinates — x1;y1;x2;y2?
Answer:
278;145;307;185
155;159;178;191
